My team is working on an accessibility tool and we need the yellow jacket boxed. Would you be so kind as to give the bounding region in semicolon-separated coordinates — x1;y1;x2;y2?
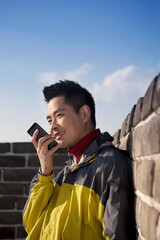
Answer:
23;133;135;240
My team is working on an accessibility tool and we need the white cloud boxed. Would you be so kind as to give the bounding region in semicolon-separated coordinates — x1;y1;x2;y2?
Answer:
63;63;92;81
37;63;93;84
37;72;59;84
91;65;156;102
37;64;158;104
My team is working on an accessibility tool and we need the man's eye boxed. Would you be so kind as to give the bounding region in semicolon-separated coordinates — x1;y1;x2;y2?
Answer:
57;114;63;118
48;120;52;125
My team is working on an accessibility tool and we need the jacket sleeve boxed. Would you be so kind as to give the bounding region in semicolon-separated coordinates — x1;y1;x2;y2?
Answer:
102;150;136;240
23;172;54;234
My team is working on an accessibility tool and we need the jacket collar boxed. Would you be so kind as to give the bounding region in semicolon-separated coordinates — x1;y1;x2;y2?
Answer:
80;132;114;163
68;129;102;163
66;132;114;169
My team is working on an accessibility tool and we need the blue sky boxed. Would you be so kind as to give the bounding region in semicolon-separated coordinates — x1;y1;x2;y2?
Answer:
0;0;160;142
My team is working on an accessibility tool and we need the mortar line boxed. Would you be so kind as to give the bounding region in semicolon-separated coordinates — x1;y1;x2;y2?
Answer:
137;227;146;240
135;189;160;212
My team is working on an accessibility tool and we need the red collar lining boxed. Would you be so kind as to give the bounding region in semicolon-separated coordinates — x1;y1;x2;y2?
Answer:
68;129;102;163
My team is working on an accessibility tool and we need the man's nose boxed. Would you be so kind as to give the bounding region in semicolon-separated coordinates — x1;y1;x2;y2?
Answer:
50;119;58;133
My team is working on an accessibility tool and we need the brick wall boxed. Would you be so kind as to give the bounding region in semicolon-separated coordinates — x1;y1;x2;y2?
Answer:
0;143;67;240
0;74;160;240
113;73;160;240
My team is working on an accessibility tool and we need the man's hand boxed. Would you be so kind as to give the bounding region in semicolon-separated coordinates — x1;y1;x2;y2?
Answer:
32;129;61;175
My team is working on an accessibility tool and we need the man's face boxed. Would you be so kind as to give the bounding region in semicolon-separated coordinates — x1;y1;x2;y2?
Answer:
47;96;88;148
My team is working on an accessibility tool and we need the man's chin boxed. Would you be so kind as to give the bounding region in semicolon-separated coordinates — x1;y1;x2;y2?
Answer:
57;140;67;149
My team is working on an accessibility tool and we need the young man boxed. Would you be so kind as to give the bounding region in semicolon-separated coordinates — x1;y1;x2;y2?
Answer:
23;80;136;240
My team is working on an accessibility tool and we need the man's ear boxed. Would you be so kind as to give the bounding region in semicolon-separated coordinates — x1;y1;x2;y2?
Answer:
80;105;91;123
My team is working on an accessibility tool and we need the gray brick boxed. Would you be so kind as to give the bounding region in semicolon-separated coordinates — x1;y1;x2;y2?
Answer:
28;154;67;168
133;97;143;127
152;73;160;110
16;225;27;238
137;235;143;240
141;114;160;156
0;211;22;224
17;197;28;210
118;135;128;151
120;115;129;138
120;106;135;138
113;129;121;146
0;156;25;167
141;79;155;120
24;183;30;196
0;143;10;153
3;168;38;182
134;160;142;192
126;131;134;157
0;226;15;239
133;126;143;157
153;160;160;203
13;142;36;153
53;155;67;167
126;105;136;133
141;202;159;240
133;114;160;157
0;196;16;209
136;159;155;197
156;216;160;240
28;155;40;167
132;160;138;190
0;183;24;195
13;142;67;154
56;148;67;154
135;197;141;228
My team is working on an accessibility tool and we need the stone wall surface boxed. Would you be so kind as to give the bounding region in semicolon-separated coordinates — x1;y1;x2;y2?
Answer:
0;143;67;240
0;73;160;239
113;73;160;240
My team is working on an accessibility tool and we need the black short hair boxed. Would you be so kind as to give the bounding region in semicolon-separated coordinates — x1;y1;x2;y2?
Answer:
43;80;96;128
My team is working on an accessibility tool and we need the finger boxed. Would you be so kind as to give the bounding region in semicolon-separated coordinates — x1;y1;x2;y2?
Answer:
40;136;56;149
32;129;39;148
38;134;54;149
49;141;62;153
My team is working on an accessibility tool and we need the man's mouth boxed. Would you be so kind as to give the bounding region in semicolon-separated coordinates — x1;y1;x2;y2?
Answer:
55;131;64;140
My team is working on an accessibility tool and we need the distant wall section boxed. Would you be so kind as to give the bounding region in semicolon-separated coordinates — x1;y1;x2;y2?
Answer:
0;143;67;240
